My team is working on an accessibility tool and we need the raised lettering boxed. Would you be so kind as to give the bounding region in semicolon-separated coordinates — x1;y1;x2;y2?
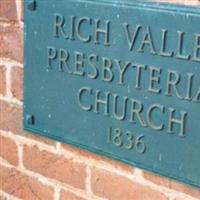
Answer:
94;19;111;46
74;51;85;76
147;104;165;131
115;59;131;85
76;17;92;42
192;33;200;62
53;13;68;38
58;49;72;73
137;26;156;55
94;90;110;116
88;54;99;79
167;108;187;137
159;29;173;57
123;23;142;51
176;31;190;60
165;70;183;100
78;87;92;111
101;57;113;82
113;94;128;121
47;46;57;70
129;99;147;127
148;66;162;94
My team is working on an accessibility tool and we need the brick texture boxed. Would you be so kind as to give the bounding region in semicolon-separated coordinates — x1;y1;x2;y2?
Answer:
91;168;168;200
0;100;55;145
0;165;54;200
0;133;18;166
0;65;6;96
11;66;23;101
60;190;86;200
23;145;87;189
143;171;170;188
61;143;134;173
1;1;200;200
0;23;23;62
0;196;7;200
0;101;21;135
0;0;17;21
171;181;200;199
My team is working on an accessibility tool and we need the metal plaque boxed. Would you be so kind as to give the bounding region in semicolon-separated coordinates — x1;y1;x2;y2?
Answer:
24;0;200;188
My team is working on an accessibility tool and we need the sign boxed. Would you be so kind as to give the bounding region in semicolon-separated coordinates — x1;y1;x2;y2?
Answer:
24;0;200;188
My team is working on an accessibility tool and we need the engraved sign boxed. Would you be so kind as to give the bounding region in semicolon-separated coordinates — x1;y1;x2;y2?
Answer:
24;0;200;188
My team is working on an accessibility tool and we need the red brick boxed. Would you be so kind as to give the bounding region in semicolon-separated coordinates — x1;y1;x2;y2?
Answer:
143;171;170;188
11;66;23;101
174;197;193;200
61;143;134;173
60;190;86;200
23;145;86;189
0;196;7;200
91;168;168;200
0;0;17;21
0;100;55;145
170;181;200;199
20;0;24;21
0;134;18;166
0;65;6;96
0;23;23;62
0;164;54;200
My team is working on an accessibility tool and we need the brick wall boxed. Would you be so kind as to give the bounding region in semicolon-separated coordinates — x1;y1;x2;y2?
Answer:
0;0;200;200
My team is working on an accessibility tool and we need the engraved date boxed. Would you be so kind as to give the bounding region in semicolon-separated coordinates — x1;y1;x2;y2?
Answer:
107;127;146;154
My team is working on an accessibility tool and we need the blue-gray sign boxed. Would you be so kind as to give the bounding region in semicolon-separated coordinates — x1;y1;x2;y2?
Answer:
24;0;200;188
